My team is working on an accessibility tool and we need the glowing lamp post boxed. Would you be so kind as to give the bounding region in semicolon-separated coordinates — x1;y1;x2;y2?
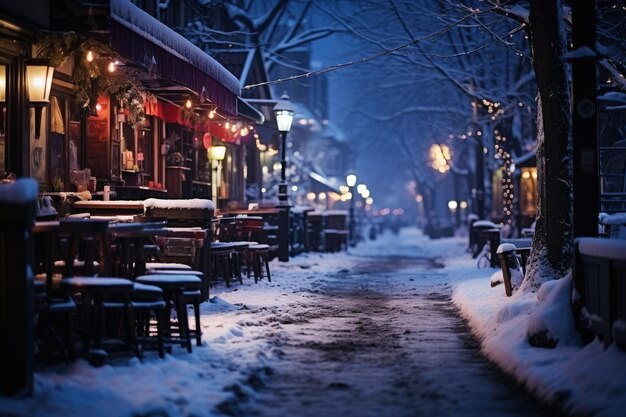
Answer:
273;92;295;203
273;93;295;261
25;60;54;139
346;173;357;247
210;145;226;206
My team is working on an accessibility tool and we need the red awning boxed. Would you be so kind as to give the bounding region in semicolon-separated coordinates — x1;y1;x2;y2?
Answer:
110;0;240;116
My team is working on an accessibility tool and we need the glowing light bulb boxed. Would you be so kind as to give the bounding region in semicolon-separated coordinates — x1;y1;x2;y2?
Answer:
86;50;94;62
208;109;215;119
185;99;192;109
108;61;116;72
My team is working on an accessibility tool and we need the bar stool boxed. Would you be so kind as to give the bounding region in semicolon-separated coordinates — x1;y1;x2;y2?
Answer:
33;221;77;362
209;242;239;287
232;217;272;283
143;269;203;347
131;283;166;358
60;277;137;364
135;274;202;352
247;244;272;283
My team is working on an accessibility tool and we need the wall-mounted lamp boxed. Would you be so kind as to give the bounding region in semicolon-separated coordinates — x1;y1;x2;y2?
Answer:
26;60;54;139
0;64;6;103
210;145;226;205
210;145;226;161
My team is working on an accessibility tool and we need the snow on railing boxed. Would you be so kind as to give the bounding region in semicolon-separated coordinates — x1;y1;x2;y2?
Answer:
577;237;626;261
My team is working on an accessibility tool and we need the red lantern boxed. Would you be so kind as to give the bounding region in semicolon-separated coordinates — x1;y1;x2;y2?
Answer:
202;132;211;149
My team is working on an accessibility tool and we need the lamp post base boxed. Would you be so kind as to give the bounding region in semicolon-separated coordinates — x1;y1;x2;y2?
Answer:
278;182;288;203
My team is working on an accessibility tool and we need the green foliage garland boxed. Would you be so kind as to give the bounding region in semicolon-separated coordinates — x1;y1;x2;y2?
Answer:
37;33;148;127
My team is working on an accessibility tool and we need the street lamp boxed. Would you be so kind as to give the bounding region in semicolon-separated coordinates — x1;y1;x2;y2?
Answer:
346;172;357;246
273;92;295;202
273;93;295;262
210;145;226;206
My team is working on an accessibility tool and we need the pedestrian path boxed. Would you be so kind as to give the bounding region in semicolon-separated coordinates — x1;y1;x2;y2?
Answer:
234;234;555;417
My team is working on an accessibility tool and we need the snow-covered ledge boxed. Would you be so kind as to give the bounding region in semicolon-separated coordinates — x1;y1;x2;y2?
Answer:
143;199;215;211
577;237;626;261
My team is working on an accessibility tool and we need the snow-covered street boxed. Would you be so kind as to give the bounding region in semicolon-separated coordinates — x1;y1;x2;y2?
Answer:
231;251;550;417
1;227;561;417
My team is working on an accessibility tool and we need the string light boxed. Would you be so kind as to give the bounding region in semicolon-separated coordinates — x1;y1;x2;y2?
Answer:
86;50;94;62
495;131;515;224
208;109;215;119
108;61;116;72
185;99;192;109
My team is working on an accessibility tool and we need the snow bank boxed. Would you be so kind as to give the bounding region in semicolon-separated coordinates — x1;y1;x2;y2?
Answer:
143;198;215;211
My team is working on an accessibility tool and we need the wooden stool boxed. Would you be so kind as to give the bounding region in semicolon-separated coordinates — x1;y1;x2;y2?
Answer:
209;242;238;287
60;277;137;364
131;283;166;358
135;274;201;353
247;244;271;283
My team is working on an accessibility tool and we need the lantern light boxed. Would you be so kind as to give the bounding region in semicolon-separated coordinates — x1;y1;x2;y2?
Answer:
273;92;295;133
26;60;55;139
0;65;6;102
346;173;357;187
210;145;226;161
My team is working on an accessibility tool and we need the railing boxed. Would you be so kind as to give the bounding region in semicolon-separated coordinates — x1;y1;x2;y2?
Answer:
289;210;307;256
573;237;626;349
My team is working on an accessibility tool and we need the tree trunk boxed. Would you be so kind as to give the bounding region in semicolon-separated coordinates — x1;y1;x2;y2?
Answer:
522;0;574;291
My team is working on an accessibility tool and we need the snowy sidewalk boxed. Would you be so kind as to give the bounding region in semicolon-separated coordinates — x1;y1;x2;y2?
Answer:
451;245;626;417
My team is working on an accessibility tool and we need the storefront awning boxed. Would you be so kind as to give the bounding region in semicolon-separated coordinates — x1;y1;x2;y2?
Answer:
310;172;341;194
238;97;265;124
109;0;240;116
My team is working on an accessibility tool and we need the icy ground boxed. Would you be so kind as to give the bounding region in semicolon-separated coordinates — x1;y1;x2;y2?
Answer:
0;227;623;416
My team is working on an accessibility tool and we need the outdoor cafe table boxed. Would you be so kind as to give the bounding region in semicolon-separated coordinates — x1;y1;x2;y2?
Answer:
73;200;145;216
59;277;135;359
107;221;171;278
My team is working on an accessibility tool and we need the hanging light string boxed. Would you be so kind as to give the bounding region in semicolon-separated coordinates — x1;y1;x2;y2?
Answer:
243;13;475;90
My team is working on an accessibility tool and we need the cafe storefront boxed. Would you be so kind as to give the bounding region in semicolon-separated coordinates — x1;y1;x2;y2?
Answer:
2;0;241;200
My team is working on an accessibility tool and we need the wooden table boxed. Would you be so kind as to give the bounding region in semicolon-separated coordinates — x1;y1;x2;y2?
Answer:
108;222;172;278
73;200;145;216
59;277;135;359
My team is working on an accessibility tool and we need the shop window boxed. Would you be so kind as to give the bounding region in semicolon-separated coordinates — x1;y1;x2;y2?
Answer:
520;168;537;216
138;122;154;179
